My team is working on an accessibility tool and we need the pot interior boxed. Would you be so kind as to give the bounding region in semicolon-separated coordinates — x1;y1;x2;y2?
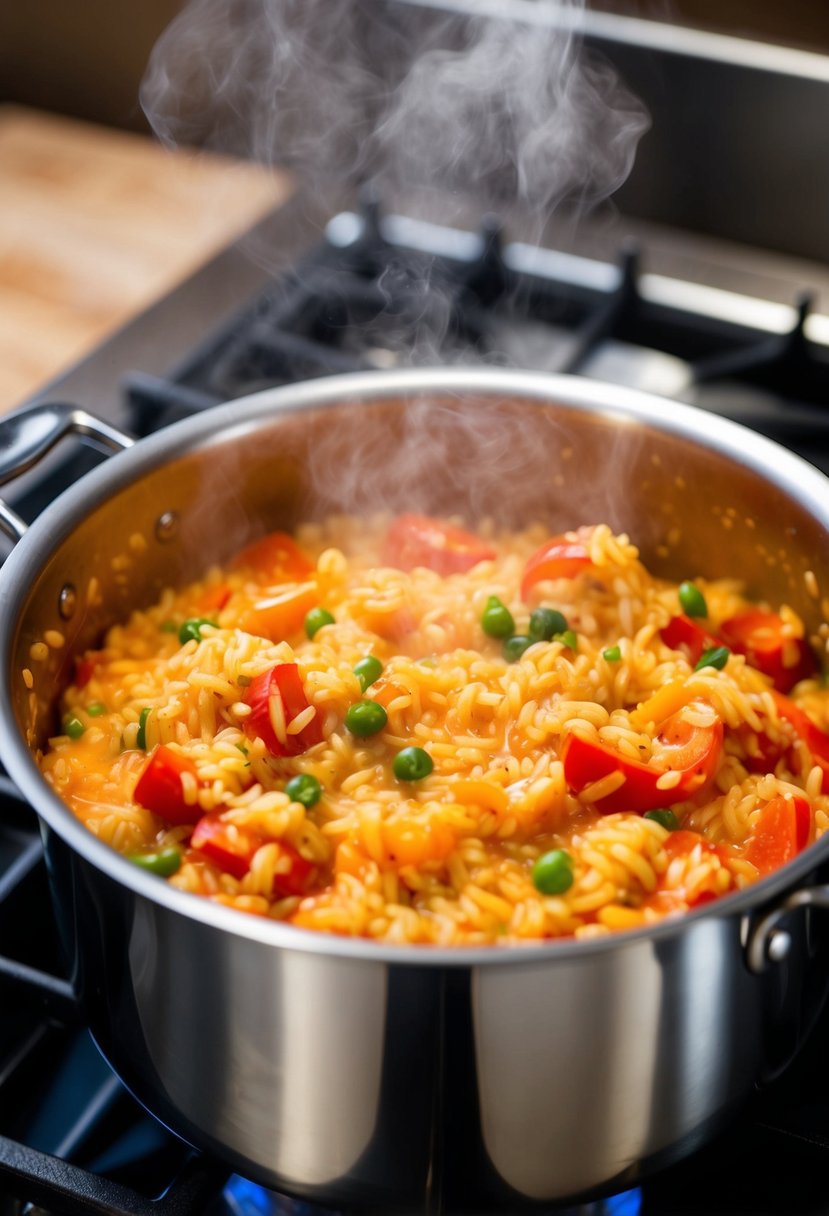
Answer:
8;383;829;752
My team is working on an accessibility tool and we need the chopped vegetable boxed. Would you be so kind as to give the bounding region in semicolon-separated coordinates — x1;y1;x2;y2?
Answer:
555;629;578;651
238;583;319;642
191;814;263;880
133;745;200;825
678;581;708;618
393;746;434;781
384;513;496;575
285;773;322;808
128;846;182;877
529;606;568;641
660;614;720;665
719;610;815;693
532;849;574;895
503;635;533;662
242;664;323;757
353;655;383;692
481;595;515;639
197;583;232;614
520;536;592;601
178;618;216;645
744;794;811;876
305;607;335;639
602;645;621;662
562;700;723;814
136;707;151;750
85;702;106;717
231;531;313;581
62;714;85;739
695;645;730;672
344;700;388;737
769;691;829;792
644;809;680;831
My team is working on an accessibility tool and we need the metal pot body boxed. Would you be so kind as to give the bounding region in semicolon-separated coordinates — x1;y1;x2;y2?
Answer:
4;370;829;1209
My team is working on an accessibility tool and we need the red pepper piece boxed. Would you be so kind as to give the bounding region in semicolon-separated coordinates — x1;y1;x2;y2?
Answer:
561;701;723;815
660;615;720;665
384;514;496;576
243;663;323;757
191;813;264;879
133;745;201;825
744;794;811;876
520;536;592;602
719;610;814;693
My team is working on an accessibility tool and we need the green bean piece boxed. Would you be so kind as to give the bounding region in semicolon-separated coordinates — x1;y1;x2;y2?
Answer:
602;645;622;662
678;581;708;619
353;655;383;692
555;630;578;651
344;700;388;737
503;635;533;662
178;618;216;645
136;707;151;750
62;714;85;740
481;596;515;639
393;746;434;781
644;809;680;831
528;607;568;642
128;847;182;878
695;646;730;672
532;849;574;895
305;607;335;639
285;773;323;808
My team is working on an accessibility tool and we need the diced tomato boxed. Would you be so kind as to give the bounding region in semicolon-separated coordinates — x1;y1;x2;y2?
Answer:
134;745;201;825
231;531;313;582
384;513;496;576
271;842;315;897
660;615;720;665
191;813;264;879
243;663;323;757
744;794;811;877
768;691;829;792
561;700;723;814
719;610;814;693
663;829;721;860
520;535;592;602
74;652;103;690
238;582;319;642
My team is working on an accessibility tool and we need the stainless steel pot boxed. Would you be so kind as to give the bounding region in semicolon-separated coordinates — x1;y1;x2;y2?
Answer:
3;369;829;1212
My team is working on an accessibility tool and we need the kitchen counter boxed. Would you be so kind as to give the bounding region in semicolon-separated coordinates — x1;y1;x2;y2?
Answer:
0;106;292;412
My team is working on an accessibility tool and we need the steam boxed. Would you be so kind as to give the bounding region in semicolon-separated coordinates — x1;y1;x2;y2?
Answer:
140;0;649;221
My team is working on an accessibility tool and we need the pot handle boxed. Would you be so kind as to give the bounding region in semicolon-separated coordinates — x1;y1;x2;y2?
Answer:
745;883;829;973
0;402;134;543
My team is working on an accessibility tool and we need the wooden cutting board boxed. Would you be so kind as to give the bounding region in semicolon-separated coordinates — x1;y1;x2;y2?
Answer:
0;106;293;411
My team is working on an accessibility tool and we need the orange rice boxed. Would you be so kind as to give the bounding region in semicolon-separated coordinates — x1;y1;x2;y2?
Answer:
37;517;829;945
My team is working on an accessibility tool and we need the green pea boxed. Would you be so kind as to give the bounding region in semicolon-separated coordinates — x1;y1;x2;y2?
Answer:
503;635;533;662
136;707;151;750
644;809;680;831
128;847;182;877
528;607;568;642
481;596;515;639
85;702;107;717
695;645;730;672
62;714;85;740
285;773;322;808
345;700;388;737
305;607;335;639
555;630;578;651
393;746;434;781
602;645;622;662
178;617;216;645
532;849;574;895
678;581;707;619
354;655;383;692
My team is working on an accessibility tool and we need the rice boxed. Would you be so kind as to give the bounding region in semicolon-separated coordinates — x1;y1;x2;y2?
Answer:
37;517;829;946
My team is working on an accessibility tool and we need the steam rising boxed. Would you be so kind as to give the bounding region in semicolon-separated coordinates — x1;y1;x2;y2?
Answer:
141;0;649;219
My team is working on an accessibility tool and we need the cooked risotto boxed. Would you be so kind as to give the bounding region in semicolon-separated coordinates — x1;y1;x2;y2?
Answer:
38;516;829;944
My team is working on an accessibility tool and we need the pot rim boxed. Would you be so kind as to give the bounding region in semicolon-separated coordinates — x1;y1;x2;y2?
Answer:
3;366;829;967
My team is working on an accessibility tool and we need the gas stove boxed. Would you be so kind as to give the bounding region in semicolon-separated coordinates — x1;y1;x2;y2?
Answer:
6;6;829;1215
